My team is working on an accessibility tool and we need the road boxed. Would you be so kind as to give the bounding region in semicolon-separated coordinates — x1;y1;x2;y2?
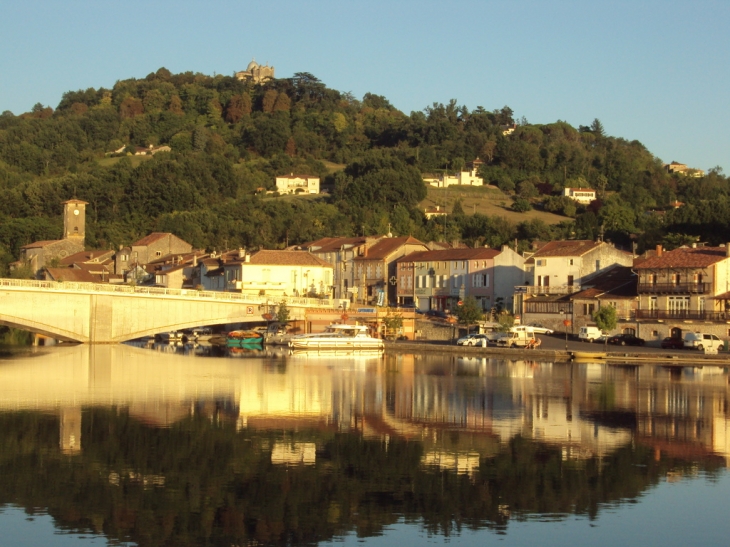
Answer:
536;333;688;355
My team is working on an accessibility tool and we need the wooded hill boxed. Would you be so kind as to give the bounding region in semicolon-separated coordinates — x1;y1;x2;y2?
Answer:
1;67;728;274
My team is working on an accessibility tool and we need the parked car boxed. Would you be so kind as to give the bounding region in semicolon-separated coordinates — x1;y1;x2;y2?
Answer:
660;337;685;350
683;332;723;351
526;323;554;335
607;333;645;346
425;310;449;319
578;326;604;343
456;334;490;346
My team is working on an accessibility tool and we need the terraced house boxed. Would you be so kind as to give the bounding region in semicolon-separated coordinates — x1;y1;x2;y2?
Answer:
634;244;730;340
396;246;524;312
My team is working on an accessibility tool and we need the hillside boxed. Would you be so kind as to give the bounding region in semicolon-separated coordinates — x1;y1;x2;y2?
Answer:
0;67;728;274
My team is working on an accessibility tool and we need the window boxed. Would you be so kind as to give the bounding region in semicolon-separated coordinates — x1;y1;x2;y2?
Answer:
536;259;545;266
567;275;574;286
484;274;490;287
569;259;574;266
595;260;601;271
156;251;162;257
649;296;657;310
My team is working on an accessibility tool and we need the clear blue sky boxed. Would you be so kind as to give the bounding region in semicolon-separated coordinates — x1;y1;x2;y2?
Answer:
1;0;728;172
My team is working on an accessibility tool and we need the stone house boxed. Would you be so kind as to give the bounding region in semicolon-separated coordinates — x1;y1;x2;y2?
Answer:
633;244;730;342
16;199;88;277
114;233;193;276
396;245;524;312
297;236;384;301
352;236;428;306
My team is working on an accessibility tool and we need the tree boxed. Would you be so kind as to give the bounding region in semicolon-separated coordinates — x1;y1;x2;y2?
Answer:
276;300;290;324
593;305;617;350
454;296;484;333
382;312;404;340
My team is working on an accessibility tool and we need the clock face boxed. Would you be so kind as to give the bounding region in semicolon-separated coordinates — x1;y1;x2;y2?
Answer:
73;209;80;216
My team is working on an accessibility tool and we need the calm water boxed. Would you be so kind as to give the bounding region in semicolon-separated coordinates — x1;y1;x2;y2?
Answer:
1;344;729;546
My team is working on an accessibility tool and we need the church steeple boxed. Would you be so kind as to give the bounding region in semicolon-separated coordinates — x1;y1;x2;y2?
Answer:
62;199;88;243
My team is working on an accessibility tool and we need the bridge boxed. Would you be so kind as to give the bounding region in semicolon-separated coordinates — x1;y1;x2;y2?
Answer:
0;278;336;344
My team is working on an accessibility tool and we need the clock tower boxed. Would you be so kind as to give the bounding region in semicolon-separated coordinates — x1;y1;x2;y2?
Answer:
62;199;87;243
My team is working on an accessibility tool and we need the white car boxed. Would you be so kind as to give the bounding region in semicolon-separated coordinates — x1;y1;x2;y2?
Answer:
527;324;554;335
457;334;490;346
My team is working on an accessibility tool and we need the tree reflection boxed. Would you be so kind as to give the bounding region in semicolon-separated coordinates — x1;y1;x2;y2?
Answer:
0;409;723;546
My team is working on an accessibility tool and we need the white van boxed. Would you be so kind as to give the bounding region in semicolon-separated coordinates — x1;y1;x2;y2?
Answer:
496;330;539;348
578;326;604;343
683;332;723;351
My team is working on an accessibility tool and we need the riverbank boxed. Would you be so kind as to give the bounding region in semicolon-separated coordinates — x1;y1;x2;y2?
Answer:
384;340;730;366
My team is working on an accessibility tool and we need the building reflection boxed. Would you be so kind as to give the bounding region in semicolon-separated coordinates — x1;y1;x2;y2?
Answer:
0;346;728;467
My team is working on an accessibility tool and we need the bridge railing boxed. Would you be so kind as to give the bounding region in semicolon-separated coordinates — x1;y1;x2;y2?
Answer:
0;278;334;309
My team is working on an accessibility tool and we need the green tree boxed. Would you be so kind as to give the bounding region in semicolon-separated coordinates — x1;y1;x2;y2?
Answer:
382;311;404;340
276;300;291;324
454;296;484;333
593;305;617;350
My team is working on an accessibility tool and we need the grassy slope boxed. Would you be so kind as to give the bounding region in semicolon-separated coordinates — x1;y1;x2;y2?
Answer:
421;185;569;225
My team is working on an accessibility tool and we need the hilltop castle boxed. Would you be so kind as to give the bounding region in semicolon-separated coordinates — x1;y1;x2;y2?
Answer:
235;59;274;84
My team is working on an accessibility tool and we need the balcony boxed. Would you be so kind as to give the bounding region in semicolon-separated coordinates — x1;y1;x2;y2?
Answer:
636;309;730;322
518;285;581;296
637;282;709;295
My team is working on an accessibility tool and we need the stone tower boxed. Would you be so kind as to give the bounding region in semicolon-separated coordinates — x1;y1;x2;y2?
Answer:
63;199;88;244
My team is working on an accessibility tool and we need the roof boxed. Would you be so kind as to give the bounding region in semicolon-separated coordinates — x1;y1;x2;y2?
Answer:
44;267;99;283
634;246;728;269
529;240;602;258
569;266;637;300
243;250;333;267
132;232;174;247
275;173;319;180
396;247;500;263
21;239;61;249
353;236;425;261
61;199;89;205
59;249;115;265
301;236;372;253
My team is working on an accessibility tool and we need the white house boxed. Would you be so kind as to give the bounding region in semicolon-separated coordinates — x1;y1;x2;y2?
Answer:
275;174;320;195
222;249;333;297
563;187;597;204
425;158;484;188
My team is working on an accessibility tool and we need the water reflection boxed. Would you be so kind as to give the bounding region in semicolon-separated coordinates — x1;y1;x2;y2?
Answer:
0;346;728;546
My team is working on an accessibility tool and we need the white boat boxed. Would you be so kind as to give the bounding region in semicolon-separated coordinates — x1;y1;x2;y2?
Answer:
288;324;384;351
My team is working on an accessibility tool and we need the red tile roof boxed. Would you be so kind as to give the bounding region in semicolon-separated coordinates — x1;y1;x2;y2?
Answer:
301;236;373;252
634;246;728;269
247;250;333;267
132;232;173;246
353;236;426;261
529;240;601;258
397;248;500;263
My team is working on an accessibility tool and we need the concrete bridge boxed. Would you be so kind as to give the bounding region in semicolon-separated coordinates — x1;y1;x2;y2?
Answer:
0;278;335;344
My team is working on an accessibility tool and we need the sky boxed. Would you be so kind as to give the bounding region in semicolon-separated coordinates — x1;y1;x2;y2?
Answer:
1;0;728;172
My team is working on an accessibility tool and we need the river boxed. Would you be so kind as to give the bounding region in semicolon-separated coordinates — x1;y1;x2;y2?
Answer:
0;343;729;546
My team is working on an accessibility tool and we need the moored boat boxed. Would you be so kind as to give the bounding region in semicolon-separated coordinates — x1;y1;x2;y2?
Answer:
289;324;384;351
226;330;264;348
571;350;607;361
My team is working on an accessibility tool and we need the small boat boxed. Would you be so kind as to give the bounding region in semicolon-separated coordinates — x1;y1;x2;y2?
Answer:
226;330;264;348
155;331;183;343
571;350;607;361
289;324;384;351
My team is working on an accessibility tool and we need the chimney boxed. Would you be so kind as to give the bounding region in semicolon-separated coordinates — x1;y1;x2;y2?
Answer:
244;253;250;263
193;255;198;267
238;247;245;258
656;244;662;257
726;243;730;257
